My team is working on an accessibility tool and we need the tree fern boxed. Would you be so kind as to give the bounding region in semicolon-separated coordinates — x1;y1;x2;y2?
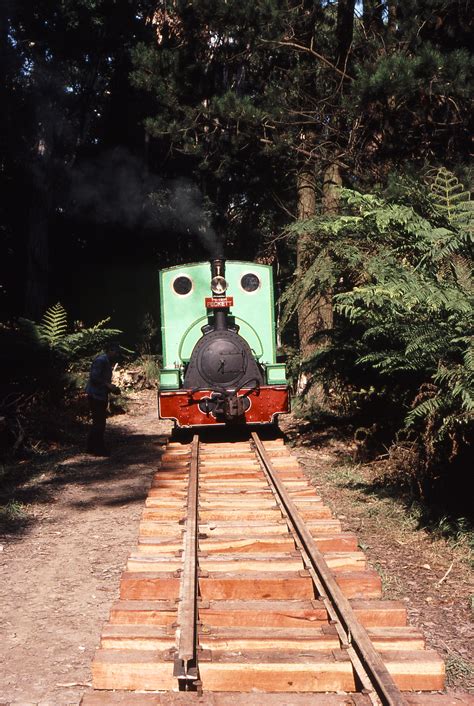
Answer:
426;168;474;260
428;168;472;226
38;303;68;348
20;303;122;361
282;168;473;469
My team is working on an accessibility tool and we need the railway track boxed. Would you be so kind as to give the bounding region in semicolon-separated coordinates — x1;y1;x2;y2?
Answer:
81;432;460;706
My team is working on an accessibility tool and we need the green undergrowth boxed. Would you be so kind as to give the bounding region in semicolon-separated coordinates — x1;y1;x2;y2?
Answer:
445;655;474;690
0;499;27;519
0;499;29;532
308;458;474;564
373;561;404;599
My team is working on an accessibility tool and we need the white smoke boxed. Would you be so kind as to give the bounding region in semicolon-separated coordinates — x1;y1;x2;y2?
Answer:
68;147;224;256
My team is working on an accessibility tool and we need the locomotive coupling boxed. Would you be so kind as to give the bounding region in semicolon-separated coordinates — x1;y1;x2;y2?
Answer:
222;392;247;421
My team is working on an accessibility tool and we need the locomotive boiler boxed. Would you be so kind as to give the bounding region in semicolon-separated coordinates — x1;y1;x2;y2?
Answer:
158;258;289;427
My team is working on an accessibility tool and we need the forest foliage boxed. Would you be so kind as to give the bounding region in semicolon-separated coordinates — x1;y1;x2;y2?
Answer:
19;303;122;364
283;167;473;507
1;1;473;514
0;303;122;453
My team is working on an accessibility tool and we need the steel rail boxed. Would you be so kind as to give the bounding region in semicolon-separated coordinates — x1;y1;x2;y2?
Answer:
251;432;408;706
283;510;382;705
174;434;200;690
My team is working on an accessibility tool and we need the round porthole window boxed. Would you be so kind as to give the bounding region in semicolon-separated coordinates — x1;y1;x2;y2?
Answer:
240;273;261;292
172;275;193;296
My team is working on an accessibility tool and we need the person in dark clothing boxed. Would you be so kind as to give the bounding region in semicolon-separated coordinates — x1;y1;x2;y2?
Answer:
85;343;121;456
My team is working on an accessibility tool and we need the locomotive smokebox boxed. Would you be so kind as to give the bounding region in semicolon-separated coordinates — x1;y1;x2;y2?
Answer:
182;256;265;396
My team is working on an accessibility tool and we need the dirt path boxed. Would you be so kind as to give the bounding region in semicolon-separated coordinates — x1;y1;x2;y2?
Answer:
0;391;172;706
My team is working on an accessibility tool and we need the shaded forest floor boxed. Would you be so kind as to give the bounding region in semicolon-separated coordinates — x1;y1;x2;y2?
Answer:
0;390;172;706
0;391;472;705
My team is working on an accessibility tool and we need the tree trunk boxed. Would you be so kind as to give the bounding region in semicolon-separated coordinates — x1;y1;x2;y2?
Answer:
296;163;341;361
323;162;342;216
296;165;318;363
317;162;342;337
387;3;397;35
336;0;356;70
24;137;52;319
295;161;341;397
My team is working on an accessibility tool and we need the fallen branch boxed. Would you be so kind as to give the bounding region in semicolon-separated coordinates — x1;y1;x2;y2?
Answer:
436;560;454;586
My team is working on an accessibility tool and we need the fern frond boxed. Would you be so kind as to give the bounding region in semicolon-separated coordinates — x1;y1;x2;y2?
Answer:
38;303;68;349
89;316;112;330
283;175;473;460
406;394;446;425
64;327;123;359
429;168;471;224
18;317;44;348
18;304;123;362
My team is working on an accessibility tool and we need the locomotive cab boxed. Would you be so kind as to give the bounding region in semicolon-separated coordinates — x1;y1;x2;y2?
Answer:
158;259;289;427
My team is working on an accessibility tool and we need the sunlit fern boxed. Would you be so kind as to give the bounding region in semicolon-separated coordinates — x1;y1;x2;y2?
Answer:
19;303;122;360
280;168;473;459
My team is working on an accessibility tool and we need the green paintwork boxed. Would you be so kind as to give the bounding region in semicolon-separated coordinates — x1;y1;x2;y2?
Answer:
159;369;181;390
266;364;287;384
159;261;279;389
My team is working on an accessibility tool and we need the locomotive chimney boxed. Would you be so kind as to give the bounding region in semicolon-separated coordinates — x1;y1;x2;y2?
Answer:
211;258;225;280
210;258;228;331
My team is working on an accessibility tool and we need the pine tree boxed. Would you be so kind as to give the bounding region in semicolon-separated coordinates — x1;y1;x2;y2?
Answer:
131;1;297;256
349;0;473;173
131;1;472;369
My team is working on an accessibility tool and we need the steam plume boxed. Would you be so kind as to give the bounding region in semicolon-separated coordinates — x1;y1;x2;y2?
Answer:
68;147;224;256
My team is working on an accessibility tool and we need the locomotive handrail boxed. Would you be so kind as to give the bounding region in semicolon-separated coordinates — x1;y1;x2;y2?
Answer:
188;381;260;396
235;377;261;396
